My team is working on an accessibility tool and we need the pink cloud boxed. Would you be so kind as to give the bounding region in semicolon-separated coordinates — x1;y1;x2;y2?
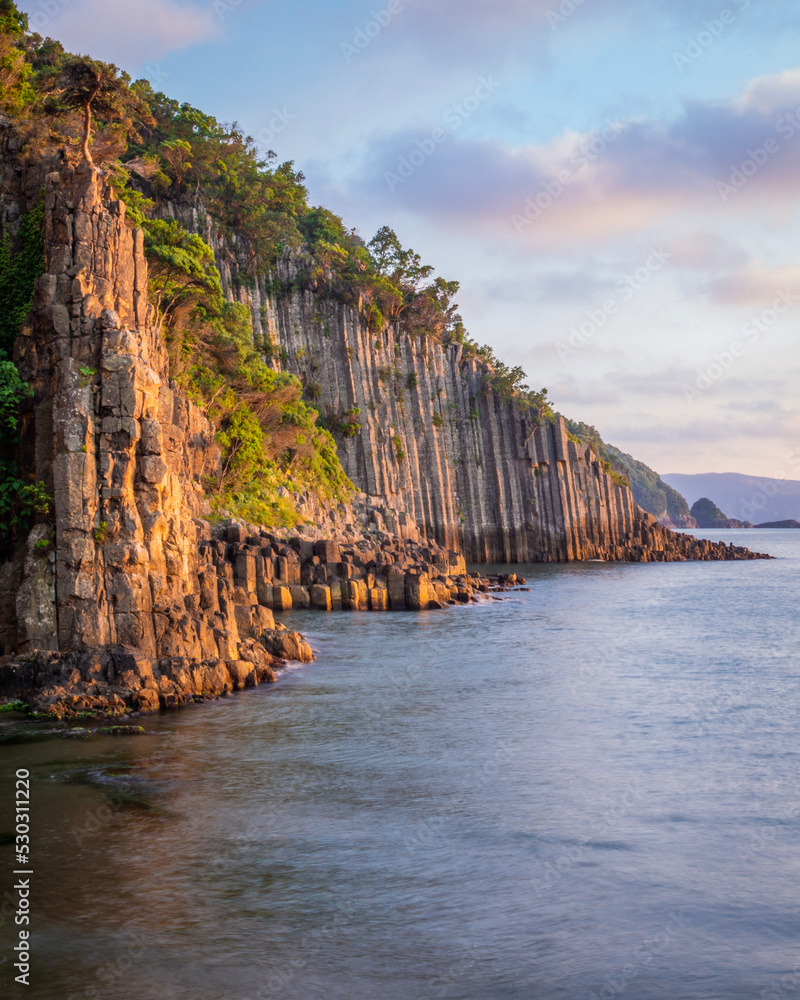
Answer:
708;262;800;305
349;66;800;246
24;0;218;68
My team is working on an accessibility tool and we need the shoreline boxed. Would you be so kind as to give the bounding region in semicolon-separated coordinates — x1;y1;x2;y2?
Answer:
0;570;528;720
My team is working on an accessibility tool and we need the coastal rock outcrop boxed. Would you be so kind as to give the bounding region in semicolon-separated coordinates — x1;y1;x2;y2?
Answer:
0;138;769;717
198;252;770;564
690;497;753;529
0;156;518;714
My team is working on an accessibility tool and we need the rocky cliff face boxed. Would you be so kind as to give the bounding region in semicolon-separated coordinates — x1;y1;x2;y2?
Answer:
0;151;768;715
0;155;500;715
270;289;638;563
191;250;761;565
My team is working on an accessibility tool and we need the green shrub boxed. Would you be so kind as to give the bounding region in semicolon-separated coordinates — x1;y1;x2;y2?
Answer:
0;195;45;360
0;361;31;430
392;434;405;463
0;469;51;553
339;407;361;438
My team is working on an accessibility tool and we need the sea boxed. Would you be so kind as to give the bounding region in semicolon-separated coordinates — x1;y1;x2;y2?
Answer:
1;528;799;1000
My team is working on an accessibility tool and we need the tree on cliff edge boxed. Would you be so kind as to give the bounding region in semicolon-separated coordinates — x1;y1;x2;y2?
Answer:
47;56;152;166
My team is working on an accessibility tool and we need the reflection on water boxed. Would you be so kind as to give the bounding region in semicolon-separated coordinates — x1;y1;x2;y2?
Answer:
1;529;799;1000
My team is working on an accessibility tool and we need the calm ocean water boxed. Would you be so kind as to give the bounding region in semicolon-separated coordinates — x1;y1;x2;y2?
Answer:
1;528;799;1000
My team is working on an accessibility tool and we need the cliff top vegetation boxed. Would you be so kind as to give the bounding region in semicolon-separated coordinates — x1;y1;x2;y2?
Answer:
0;4;551;404
0;0;566;539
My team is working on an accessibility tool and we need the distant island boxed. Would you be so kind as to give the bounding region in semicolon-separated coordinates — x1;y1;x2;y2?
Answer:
690;497;753;529
686;500;800;530
662;473;800;525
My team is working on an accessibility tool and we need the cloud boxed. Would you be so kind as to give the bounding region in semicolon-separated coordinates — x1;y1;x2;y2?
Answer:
606;410;800;445
534;269;610;301
708;262;800;304
666;233;748;270
393;0;751;47
344;66;800;248
23;0;218;67
736;67;800;114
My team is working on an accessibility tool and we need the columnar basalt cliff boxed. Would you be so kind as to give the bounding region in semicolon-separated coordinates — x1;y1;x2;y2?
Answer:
0;153;511;716
196;253;765;566
0;141;768;715
0;30;769;722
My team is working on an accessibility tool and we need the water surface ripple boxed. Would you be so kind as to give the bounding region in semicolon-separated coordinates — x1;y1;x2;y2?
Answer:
1;528;799;1000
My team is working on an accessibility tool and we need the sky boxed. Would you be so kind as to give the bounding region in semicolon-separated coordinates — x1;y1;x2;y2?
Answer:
18;0;800;477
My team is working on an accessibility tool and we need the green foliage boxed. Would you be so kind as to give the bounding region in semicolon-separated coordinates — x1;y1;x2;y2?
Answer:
690;497;728;527
93;521;108;544
126;83;307;270
0;360;31;429
432;413;444;428
366;304;384;332
564;418;690;521
338;407;361;438
78;365;97;387
0;1;34;114
600;460;630;490
217;406;264;484
0;465;51;551
115;178;154;227
143;218;222;333
135;219;353;524
159;139;192;193
0;182;49;555
523;387;554;424
0;700;30;713
0;10;625;534
392;434;405;463
0;195;45;359
462;336;552;418
43;55;154;165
